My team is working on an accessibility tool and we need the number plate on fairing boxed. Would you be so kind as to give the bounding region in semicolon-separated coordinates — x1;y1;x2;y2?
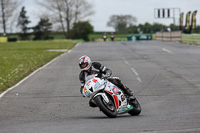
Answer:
117;105;133;113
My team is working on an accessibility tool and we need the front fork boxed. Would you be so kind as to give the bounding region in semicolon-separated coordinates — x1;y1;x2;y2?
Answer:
94;91;119;110
93;93;110;104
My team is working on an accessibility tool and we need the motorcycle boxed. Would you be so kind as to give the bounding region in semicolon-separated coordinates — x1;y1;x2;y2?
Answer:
82;74;141;118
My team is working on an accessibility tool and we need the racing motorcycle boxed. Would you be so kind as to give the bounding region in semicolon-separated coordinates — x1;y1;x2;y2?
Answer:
82;74;141;118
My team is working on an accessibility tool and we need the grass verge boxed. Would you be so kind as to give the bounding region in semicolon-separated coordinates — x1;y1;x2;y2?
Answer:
0;40;77;93
181;34;200;45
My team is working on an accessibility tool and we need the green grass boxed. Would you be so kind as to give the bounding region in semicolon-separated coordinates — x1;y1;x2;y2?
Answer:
89;34;133;40
181;34;200;45
0;40;77;93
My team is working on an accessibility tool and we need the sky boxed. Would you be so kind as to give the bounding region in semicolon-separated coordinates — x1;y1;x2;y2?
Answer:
22;0;200;32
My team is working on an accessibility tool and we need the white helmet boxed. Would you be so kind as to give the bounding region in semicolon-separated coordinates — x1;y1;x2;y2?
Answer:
79;55;92;71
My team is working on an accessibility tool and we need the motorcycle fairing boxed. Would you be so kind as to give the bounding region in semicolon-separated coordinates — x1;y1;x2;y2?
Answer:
83;75;133;114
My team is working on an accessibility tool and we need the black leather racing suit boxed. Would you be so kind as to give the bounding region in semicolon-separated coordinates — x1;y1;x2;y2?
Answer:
79;62;133;96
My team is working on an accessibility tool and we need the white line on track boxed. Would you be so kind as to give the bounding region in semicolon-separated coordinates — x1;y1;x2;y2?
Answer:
162;48;173;54
0;43;81;100
122;58;142;83
140;128;200;133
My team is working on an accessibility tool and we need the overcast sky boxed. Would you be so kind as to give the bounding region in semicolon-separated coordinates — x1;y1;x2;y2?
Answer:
23;0;200;32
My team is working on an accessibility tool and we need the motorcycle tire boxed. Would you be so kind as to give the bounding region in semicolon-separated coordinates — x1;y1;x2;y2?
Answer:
128;98;141;116
94;95;117;118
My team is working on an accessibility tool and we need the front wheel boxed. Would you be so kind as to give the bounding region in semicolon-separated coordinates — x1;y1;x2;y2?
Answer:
94;95;117;118
128;98;141;116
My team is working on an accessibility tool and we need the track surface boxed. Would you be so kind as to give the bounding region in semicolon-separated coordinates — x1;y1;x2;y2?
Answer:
1;41;200;133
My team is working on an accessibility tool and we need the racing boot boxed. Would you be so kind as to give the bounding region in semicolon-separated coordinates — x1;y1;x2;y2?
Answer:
121;86;136;102
108;77;136;102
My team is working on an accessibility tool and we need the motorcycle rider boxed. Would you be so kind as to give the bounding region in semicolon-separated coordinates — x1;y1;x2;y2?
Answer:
103;33;107;41
110;33;114;41
78;55;135;107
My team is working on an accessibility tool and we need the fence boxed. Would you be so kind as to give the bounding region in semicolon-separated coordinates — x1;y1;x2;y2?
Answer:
155;31;181;42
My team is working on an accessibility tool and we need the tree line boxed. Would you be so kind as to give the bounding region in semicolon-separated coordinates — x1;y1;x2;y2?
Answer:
107;15;200;34
0;0;94;41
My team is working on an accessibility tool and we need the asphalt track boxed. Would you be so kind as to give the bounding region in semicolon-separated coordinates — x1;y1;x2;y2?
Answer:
1;41;200;133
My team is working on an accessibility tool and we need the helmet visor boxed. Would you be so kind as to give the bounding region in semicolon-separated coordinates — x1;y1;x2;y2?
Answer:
81;63;87;68
80;62;89;69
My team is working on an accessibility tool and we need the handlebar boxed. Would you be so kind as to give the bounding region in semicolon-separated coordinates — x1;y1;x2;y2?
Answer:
101;75;111;80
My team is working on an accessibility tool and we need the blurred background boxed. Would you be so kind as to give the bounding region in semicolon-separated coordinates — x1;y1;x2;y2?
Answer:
0;0;200;42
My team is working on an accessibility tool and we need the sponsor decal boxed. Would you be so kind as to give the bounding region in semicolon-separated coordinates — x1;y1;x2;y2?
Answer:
84;91;90;96
118;106;134;113
84;87;90;96
94;81;100;89
86;81;91;86
112;86;119;95
84;87;86;92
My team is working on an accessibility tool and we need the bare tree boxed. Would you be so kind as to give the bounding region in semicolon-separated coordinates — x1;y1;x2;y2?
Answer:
9;11;19;33
107;15;137;33
37;0;94;39
74;0;94;23
0;0;22;35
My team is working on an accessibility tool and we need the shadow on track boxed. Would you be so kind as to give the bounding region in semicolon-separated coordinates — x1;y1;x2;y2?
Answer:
80;114;142;120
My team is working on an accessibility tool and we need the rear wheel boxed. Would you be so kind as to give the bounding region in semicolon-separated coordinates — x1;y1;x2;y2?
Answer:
94;95;117;118
128;98;141;116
